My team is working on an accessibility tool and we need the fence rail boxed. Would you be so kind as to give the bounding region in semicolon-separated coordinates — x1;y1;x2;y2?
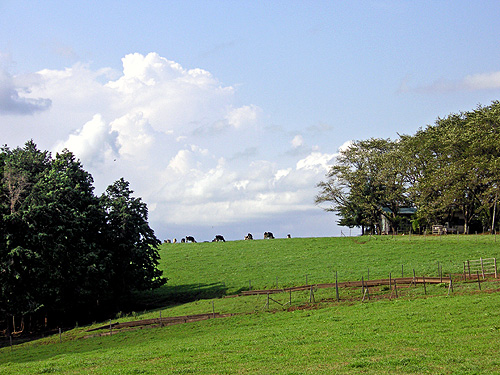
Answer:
237;276;447;296
464;258;497;279
87;313;232;333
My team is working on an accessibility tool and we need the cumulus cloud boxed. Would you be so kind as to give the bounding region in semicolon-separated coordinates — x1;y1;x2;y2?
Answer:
53;114;118;165
5;52;340;238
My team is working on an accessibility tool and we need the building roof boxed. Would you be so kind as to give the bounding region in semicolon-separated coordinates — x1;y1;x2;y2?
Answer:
381;207;417;215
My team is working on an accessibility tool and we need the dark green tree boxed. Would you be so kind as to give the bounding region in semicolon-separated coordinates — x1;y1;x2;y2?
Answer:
0;142;52;328
316;138;408;234
100;178;166;298
1;142;167;331
399;102;500;233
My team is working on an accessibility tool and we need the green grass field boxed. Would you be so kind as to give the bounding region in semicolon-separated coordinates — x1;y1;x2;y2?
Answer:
2;235;500;374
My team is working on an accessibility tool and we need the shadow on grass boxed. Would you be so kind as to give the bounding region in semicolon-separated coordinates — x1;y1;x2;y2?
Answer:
0;282;229;364
131;282;229;310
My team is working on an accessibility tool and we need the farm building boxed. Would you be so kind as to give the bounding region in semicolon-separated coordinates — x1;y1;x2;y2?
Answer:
380;207;417;234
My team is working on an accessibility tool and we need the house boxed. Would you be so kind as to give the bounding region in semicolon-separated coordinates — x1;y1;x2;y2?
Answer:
380;207;417;234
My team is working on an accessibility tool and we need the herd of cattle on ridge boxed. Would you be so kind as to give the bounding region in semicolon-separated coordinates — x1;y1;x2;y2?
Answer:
163;232;292;244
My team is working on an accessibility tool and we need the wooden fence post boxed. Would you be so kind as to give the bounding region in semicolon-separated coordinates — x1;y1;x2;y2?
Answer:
309;286;315;303
361;276;365;301
423;275;427;295
335;271;340;302
389;273;392;300
477;271;482;290
361;276;370;302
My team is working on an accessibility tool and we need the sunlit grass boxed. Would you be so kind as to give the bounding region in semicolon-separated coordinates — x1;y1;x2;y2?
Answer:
2;235;500;374
3;292;500;374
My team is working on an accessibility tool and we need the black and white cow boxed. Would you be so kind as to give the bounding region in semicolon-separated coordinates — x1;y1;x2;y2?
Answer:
264;232;274;239
212;235;226;242
244;233;253;240
185;236;196;243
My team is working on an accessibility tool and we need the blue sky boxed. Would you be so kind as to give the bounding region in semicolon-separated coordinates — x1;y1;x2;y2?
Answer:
1;1;500;241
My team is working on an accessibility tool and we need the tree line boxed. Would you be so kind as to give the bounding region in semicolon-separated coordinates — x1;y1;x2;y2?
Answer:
316;101;500;235
0;141;166;334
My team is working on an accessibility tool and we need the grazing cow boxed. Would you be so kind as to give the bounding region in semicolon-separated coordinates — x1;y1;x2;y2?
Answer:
173;238;177;243
181;238;186;243
244;233;253;240
185;236;196;243
165;239;171;243
287;234;291;239
264;232;275;239
212;235;226;242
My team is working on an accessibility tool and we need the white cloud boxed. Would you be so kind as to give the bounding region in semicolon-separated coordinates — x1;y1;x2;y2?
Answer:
338;140;353;153
400;70;500;94
463;71;500;90
296;152;336;173
2;52;340;239
53;114;117;165
291;134;304;148
110;112;157;160
226;104;261;128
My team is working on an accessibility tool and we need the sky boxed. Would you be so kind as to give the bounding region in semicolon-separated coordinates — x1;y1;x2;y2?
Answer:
1;1;500;241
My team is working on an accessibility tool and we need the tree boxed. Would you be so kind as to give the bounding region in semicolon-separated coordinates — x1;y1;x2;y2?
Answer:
399;102;500;234
0;142;52;329
1;143;167;332
316;138;408;234
100;178;166;298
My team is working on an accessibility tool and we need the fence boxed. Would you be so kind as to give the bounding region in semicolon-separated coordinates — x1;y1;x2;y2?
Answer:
463;258;497;279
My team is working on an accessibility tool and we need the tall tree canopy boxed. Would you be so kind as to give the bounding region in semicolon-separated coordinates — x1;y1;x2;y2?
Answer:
317;101;500;235
0;142;166;332
316;138;408;234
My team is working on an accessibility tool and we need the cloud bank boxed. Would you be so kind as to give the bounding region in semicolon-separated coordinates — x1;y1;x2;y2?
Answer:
4;52;338;240
0;69;52;115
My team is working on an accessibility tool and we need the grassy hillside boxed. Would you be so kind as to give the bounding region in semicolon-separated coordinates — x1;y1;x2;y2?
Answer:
2;235;500;374
149;234;500;303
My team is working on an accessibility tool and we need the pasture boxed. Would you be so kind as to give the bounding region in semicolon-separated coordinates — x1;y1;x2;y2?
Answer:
2;235;500;374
